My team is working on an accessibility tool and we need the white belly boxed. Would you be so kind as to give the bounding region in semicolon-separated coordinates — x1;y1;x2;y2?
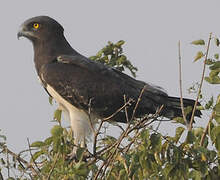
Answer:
46;85;94;145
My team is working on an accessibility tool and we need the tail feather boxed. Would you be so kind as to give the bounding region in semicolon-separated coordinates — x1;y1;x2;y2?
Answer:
163;96;202;122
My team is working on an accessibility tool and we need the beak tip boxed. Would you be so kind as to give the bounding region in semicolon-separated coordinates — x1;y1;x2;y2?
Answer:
17;32;22;40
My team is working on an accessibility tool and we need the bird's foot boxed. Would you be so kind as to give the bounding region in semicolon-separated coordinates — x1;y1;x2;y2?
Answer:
66;146;89;161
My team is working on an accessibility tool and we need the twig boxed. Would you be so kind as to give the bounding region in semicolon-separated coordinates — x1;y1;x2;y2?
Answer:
2;146;38;175
6;147;10;178
124;95;129;123
103;98;134;121
93;119;105;155
87;98;96;134
102;108;163;179
189;33;212;130
131;86;146;120
93;98;133;155
27;138;41;177
200;112;214;146
178;41;188;127
200;96;220;146
97;106;163;179
47;153;59;180
94;89;162;179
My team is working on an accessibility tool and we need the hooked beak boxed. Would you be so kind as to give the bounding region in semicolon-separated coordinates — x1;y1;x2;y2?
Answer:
17;24;26;40
17;31;23;39
17;24;34;40
17;24;27;40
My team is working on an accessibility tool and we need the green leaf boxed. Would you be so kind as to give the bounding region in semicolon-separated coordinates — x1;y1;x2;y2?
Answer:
191;39;205;45
50;125;63;137
184;106;193;116
54;109;62;123
196;105;205;110
119;169;127;179
44;137;53;146
214;115;220;124
210;69;220;78
209;121;215;141
215;133;220;151
205;96;214;109
205;59;215;65
31;141;45;147
194;51;204;62
0;135;6;141
31;150;45;161
150;133;161;151
185;131;195;144
214;53;219;60
193;127;204;137
116;40;125;47
174;127;185;143
76;147;85;161
210;61;220;70
74;162;89;176
205;76;220;84
6;178;15;180
214;103;220;113
211;126;220;145
89;56;97;60
49;96;53;105
96;50;103;58
173;117;185;124
189;170;202;180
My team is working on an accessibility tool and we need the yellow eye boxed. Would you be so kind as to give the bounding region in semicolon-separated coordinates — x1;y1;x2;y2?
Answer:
33;23;40;29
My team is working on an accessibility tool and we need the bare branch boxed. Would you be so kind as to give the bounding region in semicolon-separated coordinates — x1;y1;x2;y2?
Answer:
47;153;59;180
88;98;96;134
178;41;188;127
27;138;41;178
131;85;146;120
200;96;220;146
103;98;134;121
200;112;214;146
189;33;212;130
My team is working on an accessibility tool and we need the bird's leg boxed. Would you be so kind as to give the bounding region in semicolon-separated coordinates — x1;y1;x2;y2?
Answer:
67;134;87;160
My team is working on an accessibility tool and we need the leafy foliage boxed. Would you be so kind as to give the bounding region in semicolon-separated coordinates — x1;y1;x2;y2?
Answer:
90;40;138;77
0;38;220;179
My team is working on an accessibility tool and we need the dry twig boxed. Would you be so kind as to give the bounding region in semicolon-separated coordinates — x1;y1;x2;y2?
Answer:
189;33;212;130
178;41;188;127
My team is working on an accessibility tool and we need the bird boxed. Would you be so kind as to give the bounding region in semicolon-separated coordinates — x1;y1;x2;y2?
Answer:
18;16;201;157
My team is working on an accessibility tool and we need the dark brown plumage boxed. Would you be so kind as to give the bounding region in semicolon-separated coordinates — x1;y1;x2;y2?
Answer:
18;16;201;123
18;16;201;155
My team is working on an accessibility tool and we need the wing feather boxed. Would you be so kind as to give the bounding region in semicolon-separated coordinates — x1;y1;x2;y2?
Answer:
40;55;169;122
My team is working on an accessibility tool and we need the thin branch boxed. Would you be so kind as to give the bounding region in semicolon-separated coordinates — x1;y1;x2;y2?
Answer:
88;98;96;134
93;98;133;155
124;95;129;123
96;106;163;179
178;41;188;127
200;96;220;146
27;138;41;177
189;33;212;130
6;147;10;178
47;153;59;180
93;119;105;155
200;111;214;146
2;146;38;176
103;98;134;121
131;86;146;120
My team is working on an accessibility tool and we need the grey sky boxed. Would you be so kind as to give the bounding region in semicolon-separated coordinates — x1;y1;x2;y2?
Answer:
0;0;219;153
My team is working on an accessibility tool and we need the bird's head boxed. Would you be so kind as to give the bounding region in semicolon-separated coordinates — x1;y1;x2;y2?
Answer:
17;16;64;43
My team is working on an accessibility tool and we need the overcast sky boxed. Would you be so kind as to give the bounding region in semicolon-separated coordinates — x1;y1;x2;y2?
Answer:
0;0;219;153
